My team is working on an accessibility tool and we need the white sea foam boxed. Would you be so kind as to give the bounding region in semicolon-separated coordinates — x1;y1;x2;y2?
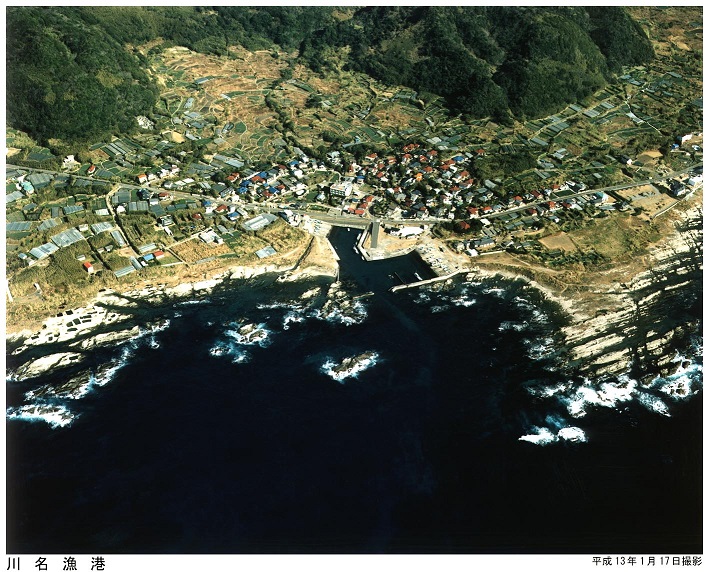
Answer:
499;321;527;332
177;298;209;306
7;404;77;428
450;296;477;307
527;380;576;398
562;378;636;418
648;359;703;401
524;336;555;359
636;392;671;417
283;310;306;330
414;292;431;304
519;424;587;445
519;427;558;445
431;305;451;313
209;342;251;364
482;287;506;298
312;300;368;326
558;426;587;442
257;301;303;311
93;344;136;387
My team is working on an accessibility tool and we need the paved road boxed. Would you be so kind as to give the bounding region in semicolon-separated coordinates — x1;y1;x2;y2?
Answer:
481;163;703;220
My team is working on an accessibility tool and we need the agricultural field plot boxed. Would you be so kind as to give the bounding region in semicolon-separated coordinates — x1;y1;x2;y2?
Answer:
170;237;234;263
538;232;579;253
25;147;56;163
151;47;284;150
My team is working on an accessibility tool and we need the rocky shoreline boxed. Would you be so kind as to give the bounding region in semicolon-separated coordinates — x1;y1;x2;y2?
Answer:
6;199;702;388
7;247;339;362
472;204;703;382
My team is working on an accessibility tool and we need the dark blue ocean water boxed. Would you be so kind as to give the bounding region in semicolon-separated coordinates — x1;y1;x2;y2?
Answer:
6;228;703;554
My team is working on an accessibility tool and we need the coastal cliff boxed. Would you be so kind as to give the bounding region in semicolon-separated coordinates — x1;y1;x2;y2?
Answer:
470;200;703;382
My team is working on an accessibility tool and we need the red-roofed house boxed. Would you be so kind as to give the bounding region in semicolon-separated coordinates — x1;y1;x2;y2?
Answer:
83;261;94;274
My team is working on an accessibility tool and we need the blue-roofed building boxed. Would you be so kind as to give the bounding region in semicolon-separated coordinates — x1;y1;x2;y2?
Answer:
453;155;465;162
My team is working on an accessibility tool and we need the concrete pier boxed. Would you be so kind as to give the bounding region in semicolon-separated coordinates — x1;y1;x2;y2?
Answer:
390;270;465;292
371;220;381;249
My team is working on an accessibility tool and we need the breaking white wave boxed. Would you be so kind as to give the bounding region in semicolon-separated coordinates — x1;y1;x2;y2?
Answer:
482;286;506;298
635;391;671;417
209;342;251;364
177;299;209;306
562;376;637;418
524;336;555;360
94;344;136;388
519;427;558;445
7;404;77;429
513;296;550;325
283;310;306;330
647;356;703;401
499;321;527;332
311;300;368;326
413;292;432;304
527;380;577;398
431;305;451;313
519;424;587;445
257;301;304;311
450;295;477;307
321;352;380;383
558;426;587;442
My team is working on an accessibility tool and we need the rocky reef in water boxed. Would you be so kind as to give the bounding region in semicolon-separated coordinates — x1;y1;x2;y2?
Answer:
322;351;380;382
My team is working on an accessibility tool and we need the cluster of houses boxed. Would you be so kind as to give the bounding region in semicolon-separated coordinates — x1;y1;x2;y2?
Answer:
668;166;703;198
328;144;603;234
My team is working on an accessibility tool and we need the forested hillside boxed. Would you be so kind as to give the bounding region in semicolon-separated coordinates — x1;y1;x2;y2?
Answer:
6;6;654;145
6;7;159;145
300;6;654;121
